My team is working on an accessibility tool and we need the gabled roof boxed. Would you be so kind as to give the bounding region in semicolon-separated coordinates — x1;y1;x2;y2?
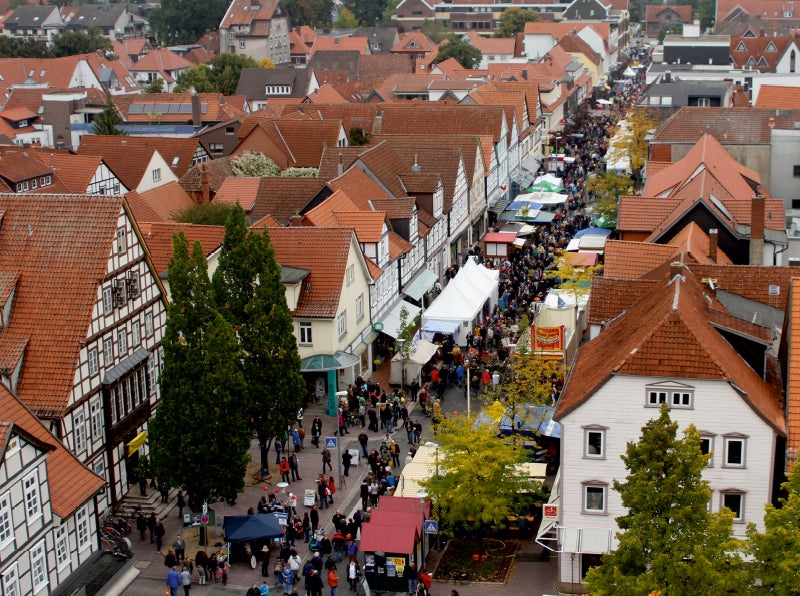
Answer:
236;118;342;168
558;264;785;434
3;5;61;29
310;36;370;58
214;176;323;225
125;181;195;223
112;93;245;123
66;3;127;28
138;222;225;277
179;158;234;196
755;84;800;109
31;153;106;195
77;137;164;190
374;133;485;183
556;32;602;65
331;210;386;243
328;166;391;202
269;226;357;318
390;145;464;213
305;83;349;104
77;135;205;179
730;35;793;70
221;0;282;27
688;264;800;310
392;31;437;53
651;107;800;145
214;177;261;211
0;384;104;518
129;48;192;82
645;4;693;21
463;31;515;55
0;194;125;418
0;151;51;183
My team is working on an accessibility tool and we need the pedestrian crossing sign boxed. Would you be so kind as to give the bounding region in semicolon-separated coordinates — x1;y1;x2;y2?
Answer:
424;520;438;534
325;437;338;449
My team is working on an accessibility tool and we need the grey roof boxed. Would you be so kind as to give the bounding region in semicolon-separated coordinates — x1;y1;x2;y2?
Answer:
639;80;732;106
280;265;310;284
235;67;313;99
68;4;127;29
4;6;61;29
352;27;400;53
308;50;361;75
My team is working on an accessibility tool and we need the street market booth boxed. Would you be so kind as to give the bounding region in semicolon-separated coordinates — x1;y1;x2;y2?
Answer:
360;497;431;593
390;339;439;386
484;232;517;258
421;258;499;346
223;514;284;566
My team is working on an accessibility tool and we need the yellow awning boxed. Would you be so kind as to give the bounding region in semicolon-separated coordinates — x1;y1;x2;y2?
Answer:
127;431;147;456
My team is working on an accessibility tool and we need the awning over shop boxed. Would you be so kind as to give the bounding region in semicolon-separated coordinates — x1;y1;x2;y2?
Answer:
420;319;461;335
127;431;147;456
224;514;283;542
103;347;150;386
560;527;618;554
360;524;418;553
300;351;360;372
379;300;421;339
403;269;437;302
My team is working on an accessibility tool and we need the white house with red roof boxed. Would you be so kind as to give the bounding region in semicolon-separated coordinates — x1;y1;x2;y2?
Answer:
128;48;193;92
219;0;291;65
550;262;786;589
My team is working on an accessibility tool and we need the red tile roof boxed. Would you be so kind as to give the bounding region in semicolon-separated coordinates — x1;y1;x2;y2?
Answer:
112;93;245;124
214;177;261;211
234;119;343;168
730;35;792;70
651;107;800;145
138;222;225;276
754;84;800;109
559;264;786;434
126;181;195;223
0;194;123;418
269;226;356;318
310;36;369;58
783;278;800;468
30;152;107;194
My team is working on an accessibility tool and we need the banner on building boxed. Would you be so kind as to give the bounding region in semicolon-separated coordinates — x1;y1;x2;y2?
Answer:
532;325;565;352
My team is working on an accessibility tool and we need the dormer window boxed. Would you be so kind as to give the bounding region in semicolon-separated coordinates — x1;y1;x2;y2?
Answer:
646;381;694;408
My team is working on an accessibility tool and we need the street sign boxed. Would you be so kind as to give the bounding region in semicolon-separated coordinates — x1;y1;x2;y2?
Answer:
424;520;438;535
201;515;210;524
325;437;338;449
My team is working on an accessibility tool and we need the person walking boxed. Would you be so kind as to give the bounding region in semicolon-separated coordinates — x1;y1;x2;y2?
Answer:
166;566;181;596
342;450;352;477
176;490;186;520
311;416;323;448
327;567;339;596
155;519;166;551
347;561;358;592
173;534;186;563
280;457;291;484
147;512;157;543
248;584;262;596
317;479;329;509
136;512;147;541
308;569;323;596
357;430;368;458
405;562;418;596
322;448;332;474
289;453;302;482
180;565;192;596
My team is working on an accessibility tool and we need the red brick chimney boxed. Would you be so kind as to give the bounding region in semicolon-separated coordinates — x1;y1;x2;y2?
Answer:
749;195;765;266
708;228;718;263
199;162;210;204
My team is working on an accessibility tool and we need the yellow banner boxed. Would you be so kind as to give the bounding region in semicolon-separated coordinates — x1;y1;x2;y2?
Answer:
127;431;147;456
532;325;564;351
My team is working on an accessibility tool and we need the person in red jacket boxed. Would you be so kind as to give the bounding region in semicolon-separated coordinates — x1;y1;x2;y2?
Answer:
280;457;291;484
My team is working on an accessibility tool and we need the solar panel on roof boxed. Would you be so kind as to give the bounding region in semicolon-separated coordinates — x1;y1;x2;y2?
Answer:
201;105;208;114
129;105;144;114
154;103;170;113
167;104;180;113
178;104;192;114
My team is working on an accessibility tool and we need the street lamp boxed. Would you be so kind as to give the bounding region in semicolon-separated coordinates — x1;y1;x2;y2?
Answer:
417;490;428;570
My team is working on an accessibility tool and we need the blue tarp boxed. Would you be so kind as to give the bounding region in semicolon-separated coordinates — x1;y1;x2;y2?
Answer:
224;514;283;542
574;228;612;238
498;405;562;439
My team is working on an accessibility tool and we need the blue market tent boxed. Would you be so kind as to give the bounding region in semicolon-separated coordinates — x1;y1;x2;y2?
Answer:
498;405;561;439
224;514;283;542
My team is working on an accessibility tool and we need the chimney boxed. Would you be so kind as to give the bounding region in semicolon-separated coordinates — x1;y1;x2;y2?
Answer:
749;194;765;266
290;214;303;227
191;91;202;128
337;153;343;176
199;162;210;204
708;228;718;263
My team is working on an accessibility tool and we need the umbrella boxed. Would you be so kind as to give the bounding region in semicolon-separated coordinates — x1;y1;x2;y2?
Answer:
594;213;617;229
574;228;612;238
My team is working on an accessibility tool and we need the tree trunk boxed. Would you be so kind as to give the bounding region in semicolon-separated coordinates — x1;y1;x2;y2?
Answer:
258;433;274;477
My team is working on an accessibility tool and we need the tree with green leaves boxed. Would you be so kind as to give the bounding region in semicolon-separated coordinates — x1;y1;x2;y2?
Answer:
173;203;234;226
146;78;165;94
342;0;389;27
232;151;282;177
281;167;319;178
209;53;260;95
699;0;714;32
585;171;632;227
174;65;217;93
284;0;334;28
421;413;543;533
149;232;251;508
433;36;482;69
149;0;228;45
583;405;747;595
93;93;127;136
348;127;371;146
335;7;360;28
746;463;800;593
493;7;540;38
547;249;602;304
211;204;306;477
50;27;111;57
0;35;49;58
420;19;449;44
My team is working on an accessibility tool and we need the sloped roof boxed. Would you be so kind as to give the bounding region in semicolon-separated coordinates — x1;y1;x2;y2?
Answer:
754;84;800;109
269;226;355;318
328;166;391;203
558;265;785;434
305;83;349;104
236;119;342;168
0;194;123;418
129;48;192;80
3;5;60;29
688;264;800;310
214;177;261;211
67;3;127;28
125;181;195;223
138;222;225;276
651;107;800;145
464;31;515;55
30;152;105;194
77;136;167;189
392;31;437;53
113;93;245;123
0;384;105;518
730;35;792;70
783;278;800;468
222;0;281;26
374;133;486;182
390;145;463;213
332;210;386;243
587;275;659;325
310;36;370;58
179;158;234;195
0;151;51;183
645;4;693;21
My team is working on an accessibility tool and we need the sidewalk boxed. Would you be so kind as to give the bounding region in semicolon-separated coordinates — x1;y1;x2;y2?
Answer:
122;375;560;596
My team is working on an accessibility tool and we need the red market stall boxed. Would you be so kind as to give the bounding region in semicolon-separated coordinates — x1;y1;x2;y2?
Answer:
484;232;517;258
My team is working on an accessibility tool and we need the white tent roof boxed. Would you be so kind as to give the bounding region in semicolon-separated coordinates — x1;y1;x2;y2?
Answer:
422;258;499;325
396;442;441;497
514;191;569;205
379;300;421;339
391;339;439;366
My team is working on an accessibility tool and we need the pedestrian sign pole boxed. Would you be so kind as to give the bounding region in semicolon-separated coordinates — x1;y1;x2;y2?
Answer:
325;437;343;491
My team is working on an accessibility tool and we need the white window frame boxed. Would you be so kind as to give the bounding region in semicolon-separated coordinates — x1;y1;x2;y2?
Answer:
90;400;103;440
74;411;86;455
76;505;90;552
148;355;158;395
0;491;13;548
299;322;312;345
723;434;747;468
583;425;606;459
55;525;70;570
337;311;347;339
23;470;41;522
152;168;161;182
356;294;364;323
103;337;114;365
2;563;19;596
30;539;47;593
646;382;694;409
116;227;127;253
132;321;141;346
117;329;127;355
88;348;98;376
93;458;106;481
582;482;607;514
144;312;154;336
721;491;745;522
700;432;715;467
102;287;113;314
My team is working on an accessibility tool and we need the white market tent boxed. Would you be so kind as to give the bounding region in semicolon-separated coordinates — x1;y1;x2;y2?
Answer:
421;258;499;345
396;442;441;497
390;339;439;385
513;191;570;206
